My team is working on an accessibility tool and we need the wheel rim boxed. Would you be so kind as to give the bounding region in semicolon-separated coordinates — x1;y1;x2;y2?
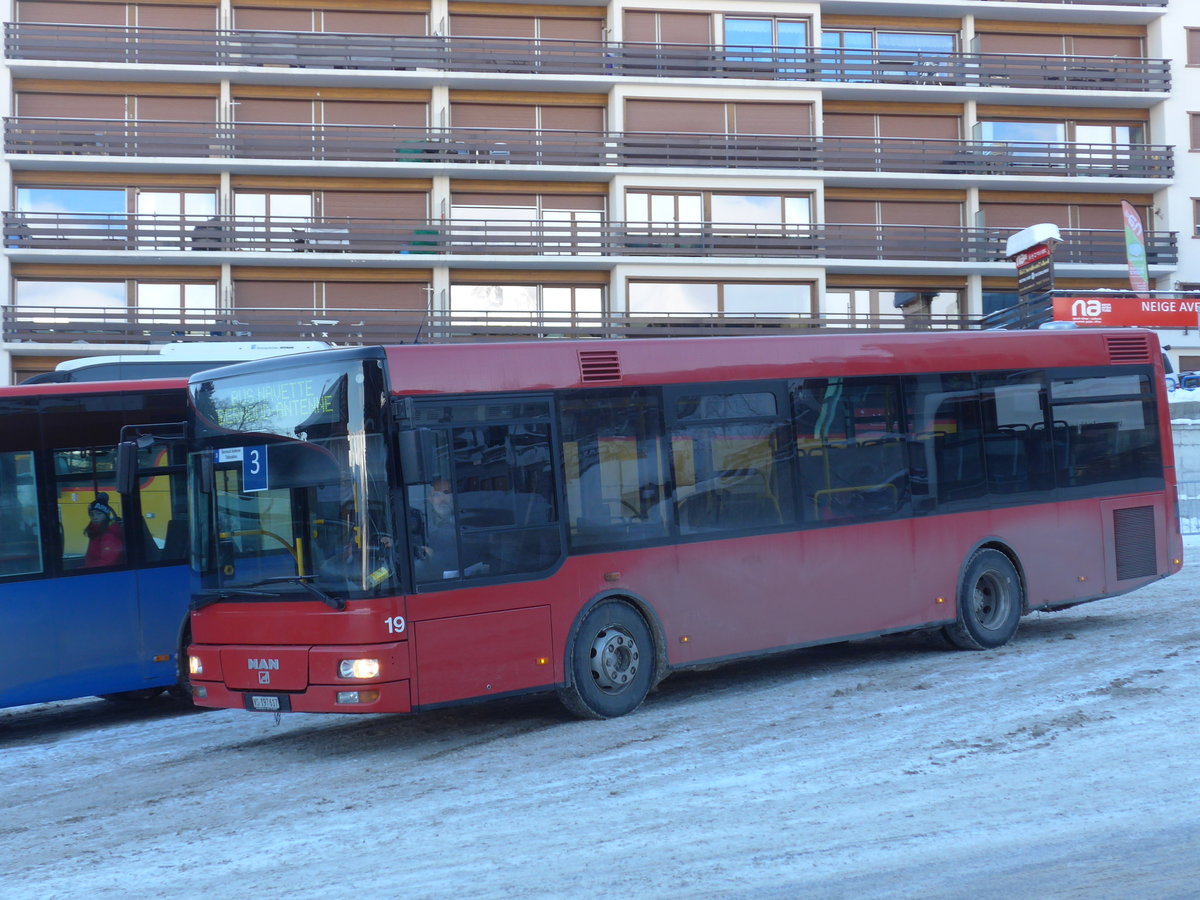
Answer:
971;570;1014;633
589;625;641;694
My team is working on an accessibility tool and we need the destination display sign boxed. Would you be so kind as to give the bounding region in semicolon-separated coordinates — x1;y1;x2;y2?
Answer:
193;364;351;438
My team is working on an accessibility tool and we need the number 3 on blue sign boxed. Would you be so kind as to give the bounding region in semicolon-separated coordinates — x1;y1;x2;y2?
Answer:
243;445;269;492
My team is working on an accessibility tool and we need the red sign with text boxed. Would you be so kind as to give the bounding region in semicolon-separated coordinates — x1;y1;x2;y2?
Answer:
1053;296;1200;328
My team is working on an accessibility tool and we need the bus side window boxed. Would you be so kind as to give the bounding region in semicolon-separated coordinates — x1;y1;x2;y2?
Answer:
0;450;44;578
1050;369;1162;492
559;389;670;549
54;447;127;571
670;388;795;536
795;377;909;524
903;374;986;512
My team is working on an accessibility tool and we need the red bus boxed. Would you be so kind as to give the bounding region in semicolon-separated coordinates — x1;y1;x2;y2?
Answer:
182;329;1182;718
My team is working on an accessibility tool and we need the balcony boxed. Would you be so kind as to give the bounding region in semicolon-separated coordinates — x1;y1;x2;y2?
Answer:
3;119;1174;182
3;23;1171;94
1;304;983;347
2;212;1179;267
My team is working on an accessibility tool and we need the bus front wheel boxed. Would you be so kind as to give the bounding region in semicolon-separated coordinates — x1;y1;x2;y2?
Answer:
944;549;1023;651
558;600;654;719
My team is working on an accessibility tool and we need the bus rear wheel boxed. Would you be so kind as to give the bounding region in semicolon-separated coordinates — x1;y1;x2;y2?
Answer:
944;549;1023;651
558;600;654;719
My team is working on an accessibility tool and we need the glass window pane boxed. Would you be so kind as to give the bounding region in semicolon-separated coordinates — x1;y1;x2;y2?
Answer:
723;283;809;315
15;280;126;311
724;18;772;47
559;389;669;548
628;282;718;315
777;20;807;49
0;451;44;578
56;449;127;570
16;188;124;214
877;32;954;53
712;195;779;225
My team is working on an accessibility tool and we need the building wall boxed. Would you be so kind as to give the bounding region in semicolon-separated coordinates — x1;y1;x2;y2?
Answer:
0;0;1187;382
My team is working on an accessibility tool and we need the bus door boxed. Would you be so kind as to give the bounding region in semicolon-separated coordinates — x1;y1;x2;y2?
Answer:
128;437;192;689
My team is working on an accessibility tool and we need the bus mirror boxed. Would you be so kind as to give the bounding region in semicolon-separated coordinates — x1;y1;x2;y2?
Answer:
115;441;139;496
398;428;434;485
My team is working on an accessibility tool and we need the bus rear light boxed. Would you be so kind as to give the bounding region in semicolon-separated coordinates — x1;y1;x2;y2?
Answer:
336;690;380;705
189;655;203;676
338;658;380;679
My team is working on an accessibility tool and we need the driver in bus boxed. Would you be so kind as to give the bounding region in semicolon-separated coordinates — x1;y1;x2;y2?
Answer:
83;493;125;568
414;478;488;581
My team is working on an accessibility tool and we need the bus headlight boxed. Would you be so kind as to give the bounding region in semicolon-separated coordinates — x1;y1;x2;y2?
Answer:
189;655;203;676
339;658;380;679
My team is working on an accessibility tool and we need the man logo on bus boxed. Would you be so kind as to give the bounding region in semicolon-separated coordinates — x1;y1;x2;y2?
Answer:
248;658;280;670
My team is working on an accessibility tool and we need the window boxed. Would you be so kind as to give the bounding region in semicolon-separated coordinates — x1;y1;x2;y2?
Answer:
904;373;985;512
1049;370;1162;493
55;447;127;570
559;389;670;549
627;281;814;318
793;377;909;524
670;387;795;535
824;289;961;328
15;187;125;246
408;400;563;585
724;16;809;71
627;190;811;231
134;437;190;567
1189;29;1200;66
1190;113;1200;151
821;29;956;81
234;192;313;250
14;280;128;320
449;284;604;330
0;450;43;578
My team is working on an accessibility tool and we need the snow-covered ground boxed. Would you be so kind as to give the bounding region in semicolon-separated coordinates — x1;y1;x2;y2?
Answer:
3;542;1199;900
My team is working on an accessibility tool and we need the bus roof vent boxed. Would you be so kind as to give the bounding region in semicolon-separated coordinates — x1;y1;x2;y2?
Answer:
1104;334;1152;364
578;349;622;383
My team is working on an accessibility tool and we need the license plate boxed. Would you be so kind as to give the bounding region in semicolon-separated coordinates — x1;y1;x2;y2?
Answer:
245;694;291;712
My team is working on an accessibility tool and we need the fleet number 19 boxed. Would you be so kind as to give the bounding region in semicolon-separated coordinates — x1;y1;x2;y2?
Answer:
384;616;406;634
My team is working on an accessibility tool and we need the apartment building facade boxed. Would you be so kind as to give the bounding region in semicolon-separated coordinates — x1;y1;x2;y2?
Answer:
0;0;1194;382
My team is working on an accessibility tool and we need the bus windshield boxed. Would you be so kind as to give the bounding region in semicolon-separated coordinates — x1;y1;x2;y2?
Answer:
189;358;395;600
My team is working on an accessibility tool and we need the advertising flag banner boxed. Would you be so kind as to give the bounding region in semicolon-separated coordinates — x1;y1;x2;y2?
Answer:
1120;200;1151;295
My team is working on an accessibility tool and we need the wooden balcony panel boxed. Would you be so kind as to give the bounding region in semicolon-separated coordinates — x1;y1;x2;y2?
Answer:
5;24;1171;93
1;303;983;347
3;212;1179;266
5;118;1174;181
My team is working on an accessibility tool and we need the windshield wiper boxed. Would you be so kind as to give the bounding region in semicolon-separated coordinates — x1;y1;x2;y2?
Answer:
247;575;347;611
192;587;280;611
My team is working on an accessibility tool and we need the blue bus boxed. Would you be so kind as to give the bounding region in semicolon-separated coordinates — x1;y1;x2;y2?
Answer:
0;378;193;708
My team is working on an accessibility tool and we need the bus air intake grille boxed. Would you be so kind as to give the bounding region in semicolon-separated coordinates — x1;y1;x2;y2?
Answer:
1113;505;1156;580
1104;335;1152;364
578;350;621;383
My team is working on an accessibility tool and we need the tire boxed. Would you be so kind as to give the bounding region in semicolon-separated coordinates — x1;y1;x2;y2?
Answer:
558;600;654;719
945;547;1022;652
943;548;1023;651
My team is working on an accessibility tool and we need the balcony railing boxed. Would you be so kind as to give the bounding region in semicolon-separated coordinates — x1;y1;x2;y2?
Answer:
0;304;980;346
3;23;1172;92
2;212;1180;266
3;118;1174;181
